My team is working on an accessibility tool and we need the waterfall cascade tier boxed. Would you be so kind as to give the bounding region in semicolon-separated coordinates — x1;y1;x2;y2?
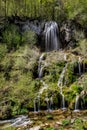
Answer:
44;21;61;52
34;54;49;112
58;63;68;86
74;95;80;112
45;94;53;111
38;53;45;79
57;64;68;109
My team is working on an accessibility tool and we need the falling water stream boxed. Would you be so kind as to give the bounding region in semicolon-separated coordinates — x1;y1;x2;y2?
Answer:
38;53;44;79
34;53;49;112
50;96;53;110
58;64;68;109
44;21;61;52
74;95;80;112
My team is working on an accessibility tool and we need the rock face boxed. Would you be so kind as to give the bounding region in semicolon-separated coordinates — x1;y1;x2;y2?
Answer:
60;21;77;49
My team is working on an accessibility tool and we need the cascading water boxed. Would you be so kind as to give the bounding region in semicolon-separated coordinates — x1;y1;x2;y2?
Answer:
45;94;50;111
38;67;44;79
37;94;40;112
58;63;68;86
34;98;36;112
39;80;48;94
62;94;66;110
58;64;68;109
44;21;61;52
49;96;53;110
38;53;44;79
74;95;80;112
34;54;49;112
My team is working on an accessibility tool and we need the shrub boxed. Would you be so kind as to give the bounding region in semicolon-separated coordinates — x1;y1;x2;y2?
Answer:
79;39;87;57
71;84;83;94
20;108;28;114
22;30;38;48
62;119;70;126
73;118;85;130
2;24;21;51
0;44;7;60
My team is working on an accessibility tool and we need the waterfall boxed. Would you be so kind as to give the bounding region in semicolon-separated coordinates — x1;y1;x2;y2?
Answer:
44;21;61;52
34;95;40;112
34;98;36;112
45;94;50;111
50;96;53;110
39;80;48;94
62;94;66;110
78;57;81;75
38;53;44;79
37;95;40;112
58;64;68;110
34;54;49;112
60;87;66;110
58;63;68;86
74;95;80;112
38;67;44;79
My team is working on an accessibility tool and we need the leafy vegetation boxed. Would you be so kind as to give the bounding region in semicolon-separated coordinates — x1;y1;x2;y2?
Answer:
62;119;70;126
0;0;87;123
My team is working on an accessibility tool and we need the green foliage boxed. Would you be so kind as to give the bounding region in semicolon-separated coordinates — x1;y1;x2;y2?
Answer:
0;0;87;25
73;118;85;130
62;119;70;126
22;30;37;48
63;0;87;24
2;24;21;51
79;39;87;57
0;44;7;60
4;127;16;130
59;127;64;130
64;63;77;86
71;84;83;94
46;114;53;120
45;127;55;130
20;108;28;114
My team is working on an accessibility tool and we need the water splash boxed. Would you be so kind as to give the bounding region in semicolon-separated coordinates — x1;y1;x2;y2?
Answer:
44;21;61;52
